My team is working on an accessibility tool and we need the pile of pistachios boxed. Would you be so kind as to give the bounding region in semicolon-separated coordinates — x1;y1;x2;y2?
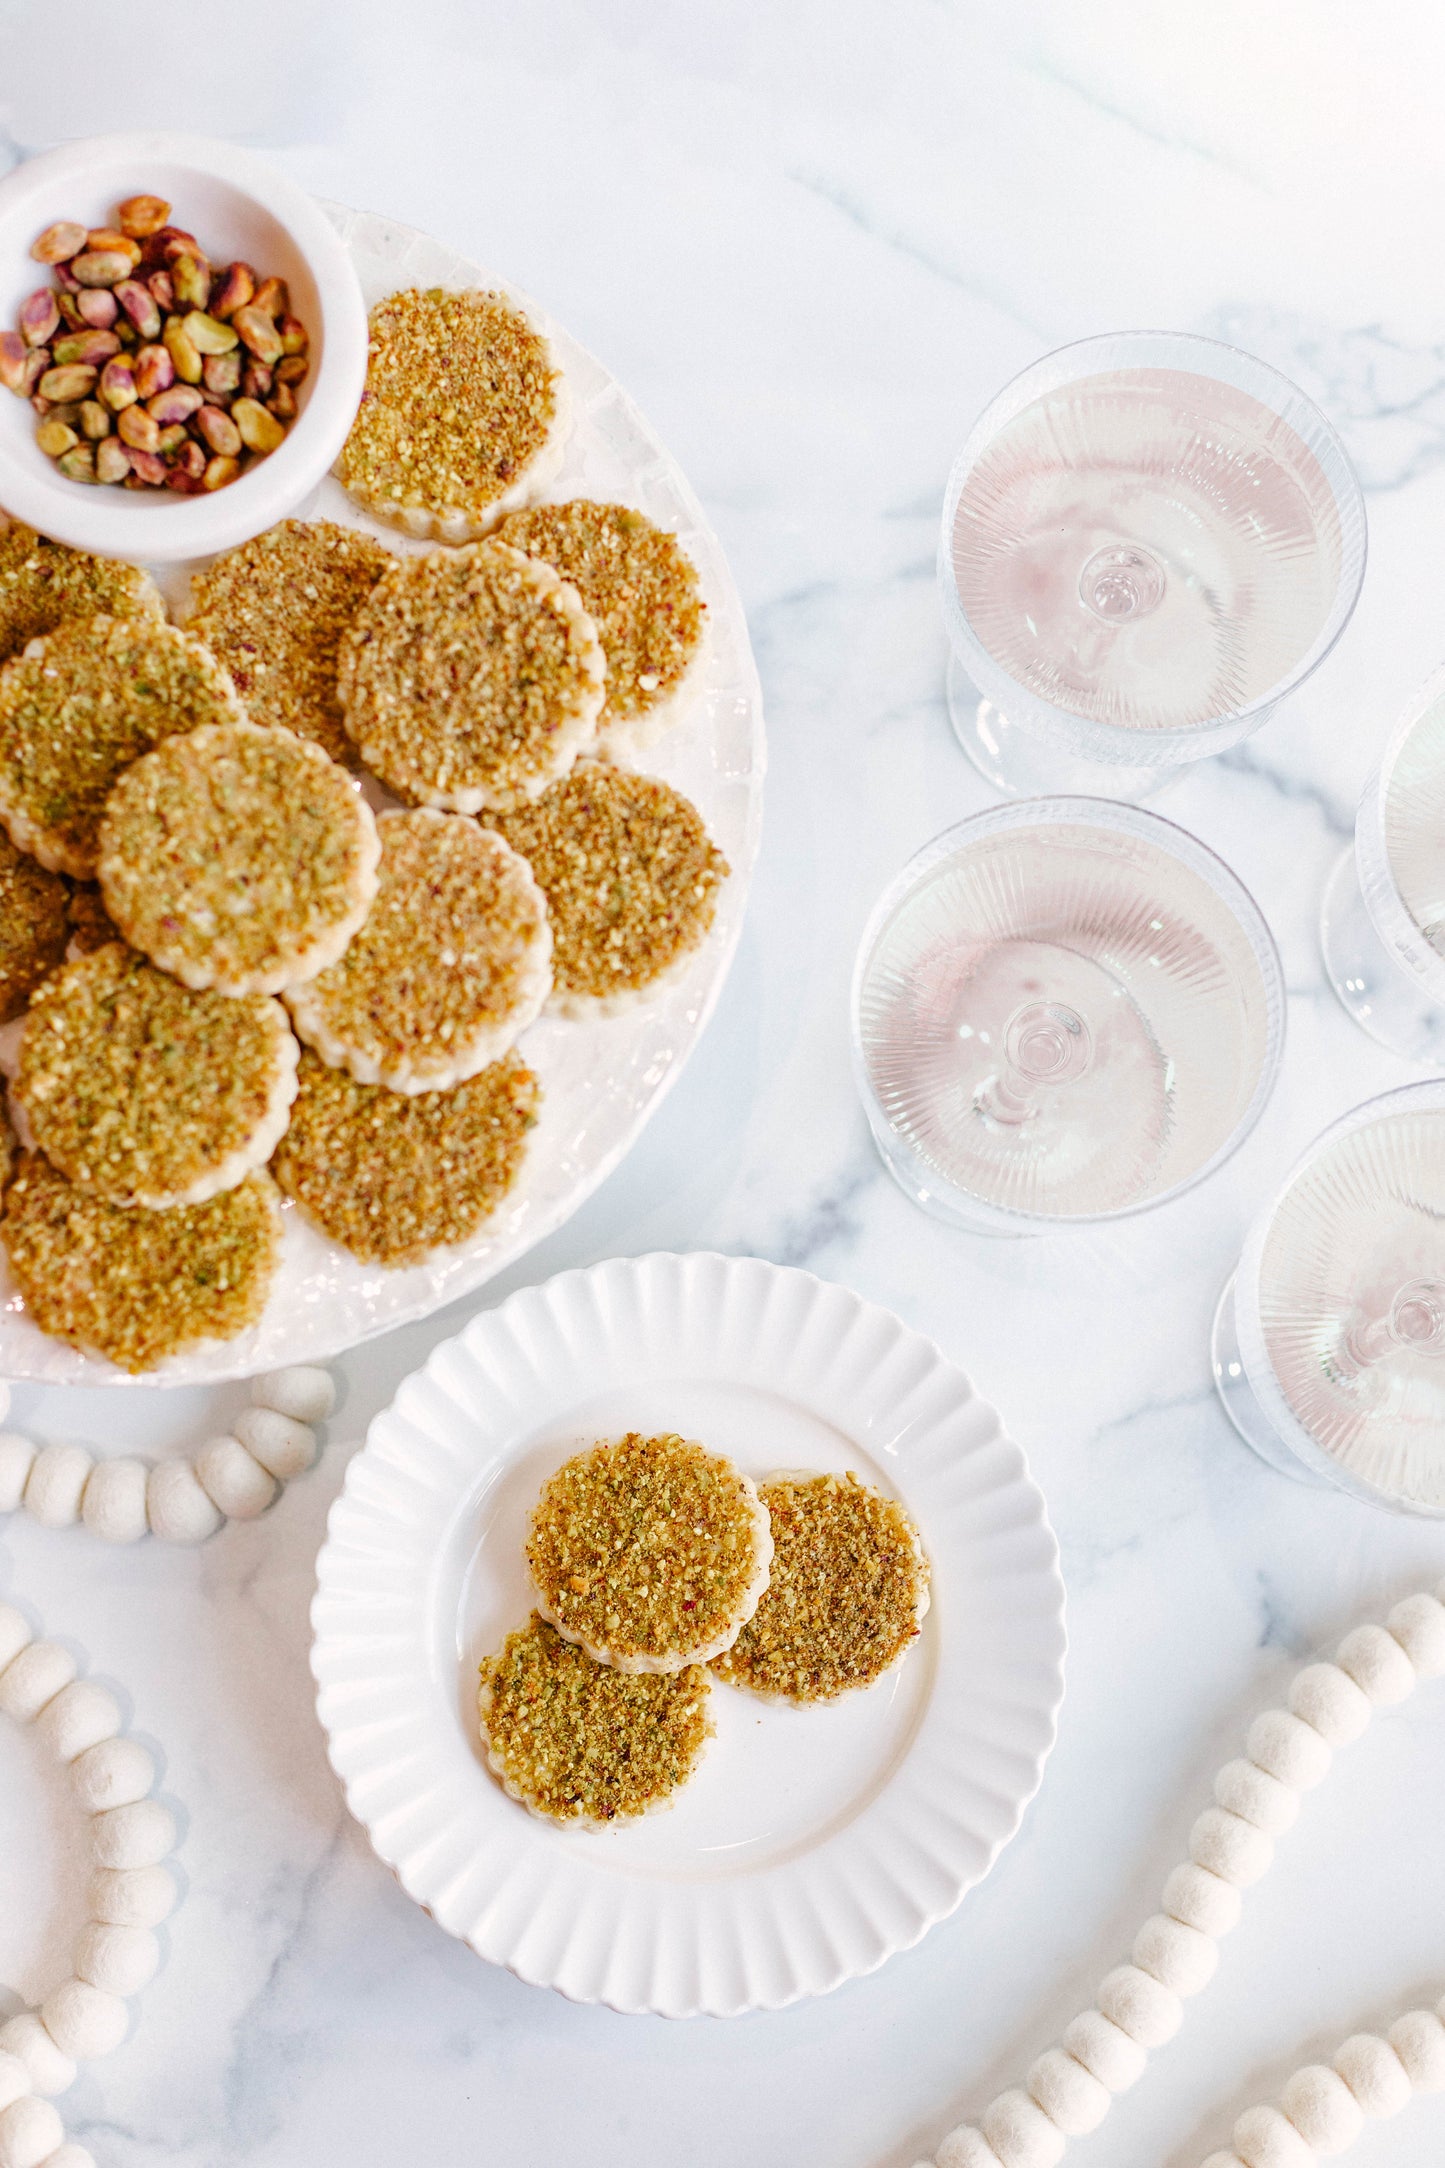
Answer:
0;194;311;492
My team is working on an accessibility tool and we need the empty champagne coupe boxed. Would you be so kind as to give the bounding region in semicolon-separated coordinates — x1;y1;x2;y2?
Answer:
940;332;1368;800
1213;1084;1445;1514
1321;666;1445;1063
851;799;1285;1234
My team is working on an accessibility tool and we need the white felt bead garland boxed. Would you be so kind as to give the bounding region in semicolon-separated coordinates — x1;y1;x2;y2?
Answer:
231;1406;317;1481
0;1436;35;1515
91;1799;176;1870
251;1364;335;1424
35;1683;122;1764
23;1445;93;1531
0;1364;333;1544
925;1589;1439;2168
79;1459;149;1547
0;2017;74;2098
0;1641;76;1722
144;1459;222;1545
0;1605;179;2168
193;1435;277;1520
70;1738;154;1815
0;2095;64;2168
88;1865;175;1930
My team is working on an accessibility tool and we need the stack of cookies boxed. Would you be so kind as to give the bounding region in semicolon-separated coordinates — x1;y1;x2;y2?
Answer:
479;1435;931;1827
0;282;732;1372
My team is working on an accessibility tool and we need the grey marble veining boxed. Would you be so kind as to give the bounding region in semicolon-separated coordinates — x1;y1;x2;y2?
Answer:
1;4;1444;2165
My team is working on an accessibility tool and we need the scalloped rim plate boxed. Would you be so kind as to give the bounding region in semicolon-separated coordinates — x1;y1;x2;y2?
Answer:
311;1252;1066;2016
0;204;764;1386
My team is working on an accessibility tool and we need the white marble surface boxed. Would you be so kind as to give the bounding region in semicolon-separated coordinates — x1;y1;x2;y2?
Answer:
2;6;1445;2164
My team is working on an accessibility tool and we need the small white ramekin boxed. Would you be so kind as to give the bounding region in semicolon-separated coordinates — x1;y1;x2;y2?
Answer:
0;131;367;564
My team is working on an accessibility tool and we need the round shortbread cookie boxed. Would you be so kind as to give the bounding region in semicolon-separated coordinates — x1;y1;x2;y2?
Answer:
495;500;707;757
526;1433;774;1675
0;616;244;879
335;286;571;541
185;521;394;766
270;1047;539;1267
337;541;605;812
0;520;163;668
285;809;551;1092
97;721;380;996
16;945;298;1209
711;1472;930;1704
1;1152;281;1374
478;1614;712;1828
492;763;729;1016
0;829;69;1023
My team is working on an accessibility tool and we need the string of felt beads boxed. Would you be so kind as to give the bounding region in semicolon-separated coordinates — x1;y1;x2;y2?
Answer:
0;1366;334;1542
0;1604;179;2168
914;1588;1445;2168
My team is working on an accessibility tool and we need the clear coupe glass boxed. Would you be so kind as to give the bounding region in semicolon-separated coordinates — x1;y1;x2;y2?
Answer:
940;332;1368;800
1321;666;1445;1064
851;798;1285;1234
1212;1084;1445;1514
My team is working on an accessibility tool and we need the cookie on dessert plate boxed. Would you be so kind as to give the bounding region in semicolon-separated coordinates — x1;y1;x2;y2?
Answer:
336;286;571;541
16;945;298;1209
711;1473;931;1704
97;720;380;996
525;1432;773;1674
0;616;243;879
337;540;605;812
0;1152;281;1375
270;1047;539;1267
493;763;729;1017
284;809;550;1093
495;500;707;759
477;1614;712;1828
185;520;394;766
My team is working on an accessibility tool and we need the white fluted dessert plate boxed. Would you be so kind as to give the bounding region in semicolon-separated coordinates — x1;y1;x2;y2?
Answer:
311;1252;1066;2017
0;204;763;1385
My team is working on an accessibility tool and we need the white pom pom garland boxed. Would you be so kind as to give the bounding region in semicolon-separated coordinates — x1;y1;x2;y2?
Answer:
0;1364;333;1544
923;1588;1443;2168
0;1603;179;2168
22;1445;92;1531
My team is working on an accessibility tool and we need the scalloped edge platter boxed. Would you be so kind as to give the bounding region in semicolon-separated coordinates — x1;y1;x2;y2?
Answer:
311;1251;1066;2017
0;204;764;1386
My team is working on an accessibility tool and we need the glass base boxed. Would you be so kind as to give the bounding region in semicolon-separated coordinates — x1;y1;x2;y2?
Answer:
866;1115;1035;1237
1210;1273;1327;1485
946;651;1176;802
1320;845;1445;1064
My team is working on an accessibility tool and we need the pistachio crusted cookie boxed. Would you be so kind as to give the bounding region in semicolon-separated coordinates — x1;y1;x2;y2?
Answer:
0;828;69;1023
0;615;244;878
493;763;729;1016
338;540;605;812
0;520;163;667
1;1151;281;1375
64;883;119;957
479;1614;712;1827
336;286;571;541
186;521;394;766
711;1473;930;1704
271;1048;539;1266
97;720;381;996
17;945;299;1209
526;1433;774;1674
285;809;551;1092
496;501;707;757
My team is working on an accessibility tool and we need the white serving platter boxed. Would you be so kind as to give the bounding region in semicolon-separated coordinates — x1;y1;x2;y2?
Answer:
311;1252;1066;2017
0;204;764;1385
